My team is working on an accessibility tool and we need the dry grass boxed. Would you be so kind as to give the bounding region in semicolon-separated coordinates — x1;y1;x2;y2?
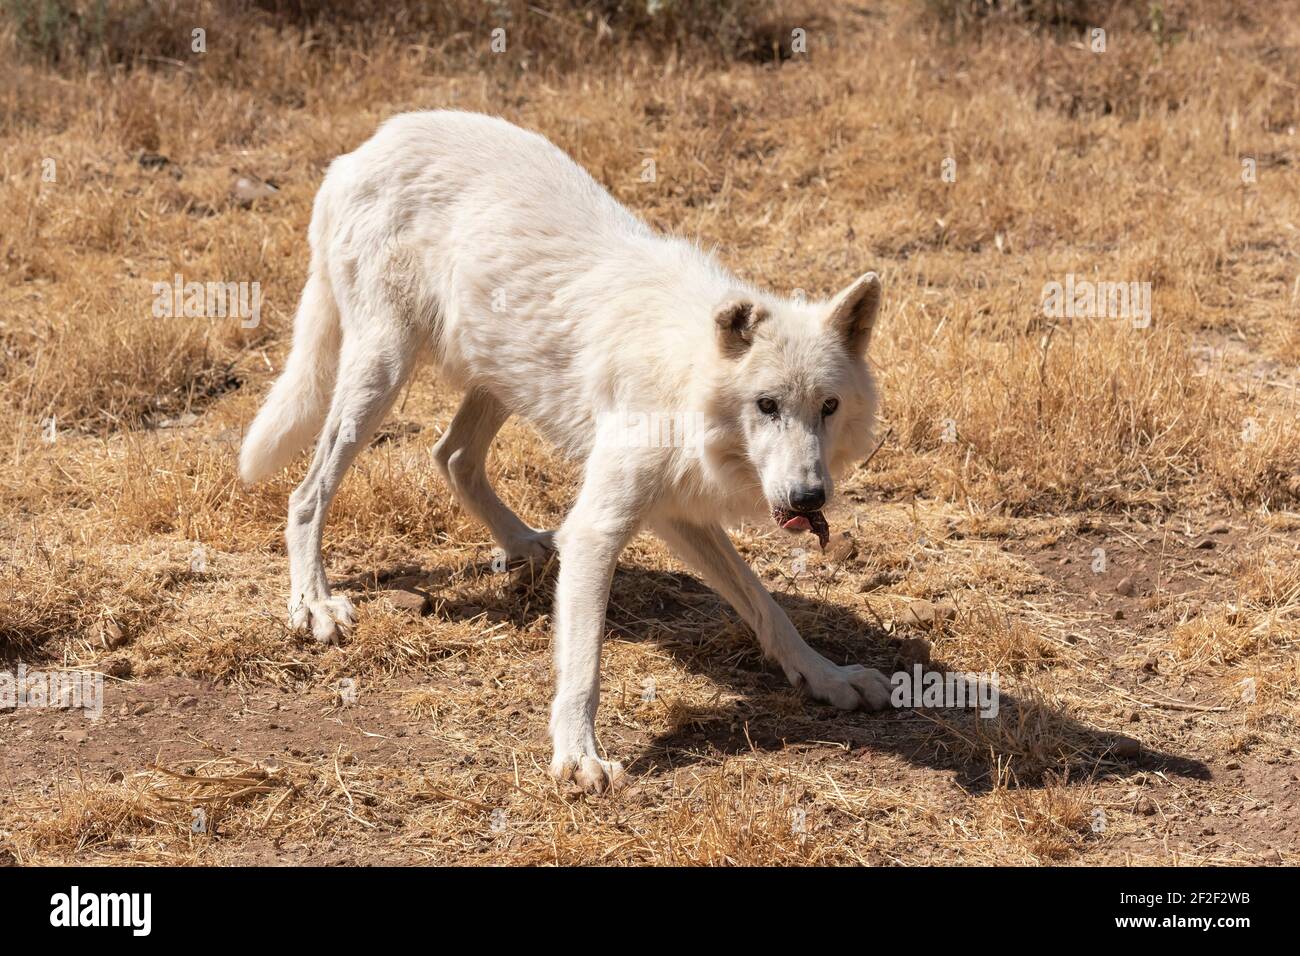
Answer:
2;0;1298;865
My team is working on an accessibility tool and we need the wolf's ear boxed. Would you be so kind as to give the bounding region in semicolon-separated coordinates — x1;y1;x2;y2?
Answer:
826;272;882;354
714;299;769;357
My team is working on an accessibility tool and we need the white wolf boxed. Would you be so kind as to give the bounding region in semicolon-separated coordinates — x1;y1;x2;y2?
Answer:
240;111;891;793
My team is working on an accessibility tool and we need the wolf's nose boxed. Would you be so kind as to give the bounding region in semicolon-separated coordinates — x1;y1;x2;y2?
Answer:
789;486;826;512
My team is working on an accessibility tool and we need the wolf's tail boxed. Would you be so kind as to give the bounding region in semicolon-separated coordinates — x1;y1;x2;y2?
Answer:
239;261;341;485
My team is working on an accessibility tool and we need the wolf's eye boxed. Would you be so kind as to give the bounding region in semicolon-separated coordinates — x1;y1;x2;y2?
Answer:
822;398;840;417
757;398;779;416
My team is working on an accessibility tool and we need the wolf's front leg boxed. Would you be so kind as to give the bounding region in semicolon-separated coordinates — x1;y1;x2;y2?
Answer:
548;451;652;794
652;517;892;710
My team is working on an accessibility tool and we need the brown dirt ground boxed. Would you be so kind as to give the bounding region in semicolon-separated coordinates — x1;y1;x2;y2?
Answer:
3;488;1296;865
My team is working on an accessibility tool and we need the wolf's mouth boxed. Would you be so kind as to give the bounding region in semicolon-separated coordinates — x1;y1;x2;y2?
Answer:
771;506;831;550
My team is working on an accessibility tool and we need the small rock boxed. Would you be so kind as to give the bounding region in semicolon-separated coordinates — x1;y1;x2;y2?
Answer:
388;574;430;591
860;569;900;591
1113;609;1126;621
1116;575;1136;597
100;616;126;649
1225;760;1241;771
897;637;932;667
1206;521;1230;535
899;600;937;627
1193;538;1216;550
1111;735;1142;758
1141;653;1159;673
103;657;133;679
158;412;200;429
375;589;429;615
1136;796;1157;816
823;532;857;564
231;175;280;206
131;702;155;716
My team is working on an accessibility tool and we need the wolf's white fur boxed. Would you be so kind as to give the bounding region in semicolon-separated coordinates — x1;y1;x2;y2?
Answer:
241;111;890;792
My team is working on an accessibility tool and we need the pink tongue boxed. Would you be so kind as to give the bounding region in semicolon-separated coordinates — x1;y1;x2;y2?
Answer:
782;515;812;532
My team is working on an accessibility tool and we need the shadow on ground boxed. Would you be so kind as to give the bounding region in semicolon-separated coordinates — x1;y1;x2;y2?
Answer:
345;555;1212;796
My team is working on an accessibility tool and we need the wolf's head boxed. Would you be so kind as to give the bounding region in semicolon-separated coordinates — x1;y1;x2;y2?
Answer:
702;272;882;543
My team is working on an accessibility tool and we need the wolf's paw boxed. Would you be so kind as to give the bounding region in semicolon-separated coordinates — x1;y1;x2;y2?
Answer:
289;594;355;645
502;529;555;565
787;657;893;711
551;752;625;795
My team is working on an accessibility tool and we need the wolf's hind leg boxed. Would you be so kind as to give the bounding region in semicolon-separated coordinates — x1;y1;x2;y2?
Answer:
433;388;553;563
286;331;419;643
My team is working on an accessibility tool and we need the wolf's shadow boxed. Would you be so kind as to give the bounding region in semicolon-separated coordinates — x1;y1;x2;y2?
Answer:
348;556;1210;795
